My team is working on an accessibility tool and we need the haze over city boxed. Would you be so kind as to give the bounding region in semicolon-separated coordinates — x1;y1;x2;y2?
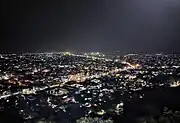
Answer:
1;0;180;53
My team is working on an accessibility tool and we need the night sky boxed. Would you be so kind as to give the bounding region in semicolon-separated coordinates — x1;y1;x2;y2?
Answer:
1;0;180;53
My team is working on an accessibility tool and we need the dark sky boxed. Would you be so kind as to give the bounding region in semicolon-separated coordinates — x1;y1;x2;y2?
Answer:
1;0;180;53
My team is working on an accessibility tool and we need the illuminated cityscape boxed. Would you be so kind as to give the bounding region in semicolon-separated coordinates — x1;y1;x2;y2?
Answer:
0;52;180;122
2;0;180;122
